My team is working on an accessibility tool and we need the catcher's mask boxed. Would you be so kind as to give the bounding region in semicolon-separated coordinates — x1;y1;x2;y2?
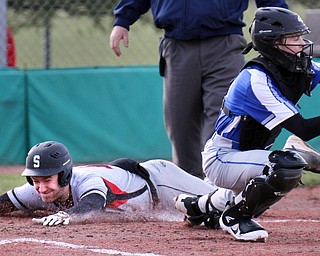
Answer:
21;141;73;187
244;7;313;73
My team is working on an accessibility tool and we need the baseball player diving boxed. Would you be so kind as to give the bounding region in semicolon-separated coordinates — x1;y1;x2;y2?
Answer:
0;141;232;226
175;7;320;242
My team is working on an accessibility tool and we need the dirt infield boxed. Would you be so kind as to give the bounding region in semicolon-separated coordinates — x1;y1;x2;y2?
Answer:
1;167;320;255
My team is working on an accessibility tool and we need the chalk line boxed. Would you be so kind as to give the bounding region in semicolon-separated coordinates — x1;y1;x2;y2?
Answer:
0;238;163;256
259;219;320;223
1;219;320;254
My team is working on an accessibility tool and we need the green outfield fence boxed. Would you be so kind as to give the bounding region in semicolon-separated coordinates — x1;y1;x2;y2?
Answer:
0;66;171;164
1;62;320;165
1;1;320;166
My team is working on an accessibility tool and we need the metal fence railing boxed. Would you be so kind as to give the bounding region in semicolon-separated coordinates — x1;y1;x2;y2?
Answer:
1;0;319;69
1;0;162;69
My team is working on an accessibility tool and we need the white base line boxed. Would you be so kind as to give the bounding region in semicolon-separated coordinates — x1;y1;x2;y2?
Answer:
259;219;320;223
0;238;163;256
1;219;319;254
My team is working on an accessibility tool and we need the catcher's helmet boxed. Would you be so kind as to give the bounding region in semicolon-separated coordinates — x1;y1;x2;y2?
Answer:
21;141;73;187
249;7;313;73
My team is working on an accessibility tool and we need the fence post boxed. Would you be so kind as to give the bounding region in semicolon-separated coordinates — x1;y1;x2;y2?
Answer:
0;0;7;67
44;11;51;69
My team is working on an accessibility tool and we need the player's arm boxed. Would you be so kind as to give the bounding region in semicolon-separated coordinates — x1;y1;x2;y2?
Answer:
66;193;106;215
32;192;106;226
0;193;18;215
281;113;320;141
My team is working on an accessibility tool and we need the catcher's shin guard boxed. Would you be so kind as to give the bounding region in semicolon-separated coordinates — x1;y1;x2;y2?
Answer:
219;151;305;242
233;150;306;218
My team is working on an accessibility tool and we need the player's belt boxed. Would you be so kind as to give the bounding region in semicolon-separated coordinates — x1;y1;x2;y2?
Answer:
221;99;232;117
222;99;245;119
108;158;159;208
104;183;149;206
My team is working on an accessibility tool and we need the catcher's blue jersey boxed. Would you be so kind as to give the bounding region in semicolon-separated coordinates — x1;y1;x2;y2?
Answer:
214;61;320;150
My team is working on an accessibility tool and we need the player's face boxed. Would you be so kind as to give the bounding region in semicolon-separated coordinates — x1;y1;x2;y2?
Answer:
31;174;68;203
276;35;306;56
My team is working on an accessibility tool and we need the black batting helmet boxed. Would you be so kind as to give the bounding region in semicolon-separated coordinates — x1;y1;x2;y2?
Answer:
248;7;313;73
21;141;73;187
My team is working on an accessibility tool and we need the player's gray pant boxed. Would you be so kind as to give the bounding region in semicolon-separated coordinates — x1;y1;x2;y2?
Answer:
161;34;246;177
140;159;233;212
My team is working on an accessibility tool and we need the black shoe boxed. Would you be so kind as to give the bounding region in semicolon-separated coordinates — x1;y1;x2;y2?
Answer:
219;211;268;242
175;194;222;229
174;194;204;225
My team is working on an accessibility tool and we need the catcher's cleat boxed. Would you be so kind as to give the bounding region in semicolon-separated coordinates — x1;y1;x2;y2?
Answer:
174;194;204;226
284;135;320;173
219;211;268;242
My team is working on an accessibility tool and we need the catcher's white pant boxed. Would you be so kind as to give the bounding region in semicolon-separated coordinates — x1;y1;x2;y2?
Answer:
202;133;272;195
203;133;320;196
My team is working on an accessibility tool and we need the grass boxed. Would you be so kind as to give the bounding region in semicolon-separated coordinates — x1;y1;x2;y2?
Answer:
8;2;307;69
0;174;26;194
301;172;320;186
10;12;163;69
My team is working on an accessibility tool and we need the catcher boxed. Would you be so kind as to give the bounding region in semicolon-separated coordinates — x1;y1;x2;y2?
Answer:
0;140;232;226
175;7;320;243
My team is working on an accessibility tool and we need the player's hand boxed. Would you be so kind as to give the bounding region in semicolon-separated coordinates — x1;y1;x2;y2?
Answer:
32;211;70;226
109;26;129;56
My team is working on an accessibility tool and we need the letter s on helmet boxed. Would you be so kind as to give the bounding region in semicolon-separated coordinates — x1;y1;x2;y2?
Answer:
21;141;73;187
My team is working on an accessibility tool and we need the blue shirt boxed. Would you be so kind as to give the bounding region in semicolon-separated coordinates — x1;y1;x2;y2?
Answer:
215;62;320;149
113;0;288;40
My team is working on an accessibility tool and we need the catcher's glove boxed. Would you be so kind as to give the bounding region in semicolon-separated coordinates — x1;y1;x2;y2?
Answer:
284;135;320;174
32;211;70;226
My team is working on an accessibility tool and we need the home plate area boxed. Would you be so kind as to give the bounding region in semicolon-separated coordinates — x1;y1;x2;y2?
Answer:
1;185;320;256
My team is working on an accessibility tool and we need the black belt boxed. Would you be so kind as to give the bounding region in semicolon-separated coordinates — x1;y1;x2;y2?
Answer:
104;183;149;206
108;158;159;208
222;99;245;120
221;99;232;117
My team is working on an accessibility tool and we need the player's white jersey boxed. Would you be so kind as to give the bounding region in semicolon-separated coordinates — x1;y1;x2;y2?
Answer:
7;164;147;213
7;160;220;213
